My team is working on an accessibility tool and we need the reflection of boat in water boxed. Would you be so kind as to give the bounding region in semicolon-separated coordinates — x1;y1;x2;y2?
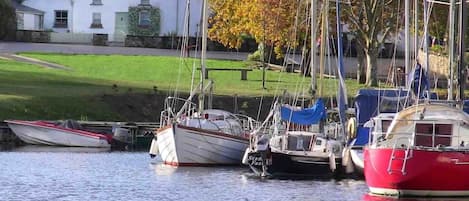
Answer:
12;145;111;153
6;120;112;148
150;162;246;177
362;193;469;201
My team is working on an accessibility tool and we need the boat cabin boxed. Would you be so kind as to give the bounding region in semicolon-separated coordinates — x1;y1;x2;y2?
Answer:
371;104;469;150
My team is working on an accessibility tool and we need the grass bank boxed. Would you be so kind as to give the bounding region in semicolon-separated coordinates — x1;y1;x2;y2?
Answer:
0;53;368;121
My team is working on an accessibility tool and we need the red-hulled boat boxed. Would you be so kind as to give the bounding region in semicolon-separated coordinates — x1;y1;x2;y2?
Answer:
364;103;469;197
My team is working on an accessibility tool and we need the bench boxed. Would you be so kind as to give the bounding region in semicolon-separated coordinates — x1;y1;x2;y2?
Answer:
197;68;253;80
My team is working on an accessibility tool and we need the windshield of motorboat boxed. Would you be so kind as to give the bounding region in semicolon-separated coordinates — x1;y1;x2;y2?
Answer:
58;120;83;130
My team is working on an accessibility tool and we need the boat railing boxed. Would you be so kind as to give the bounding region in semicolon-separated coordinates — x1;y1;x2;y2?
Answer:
233;114;260;132
163;96;197;120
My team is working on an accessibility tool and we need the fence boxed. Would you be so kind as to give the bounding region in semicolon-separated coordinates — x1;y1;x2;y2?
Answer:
50;32;93;44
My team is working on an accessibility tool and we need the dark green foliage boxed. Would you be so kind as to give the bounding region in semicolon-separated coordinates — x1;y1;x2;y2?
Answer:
0;0;16;40
128;6;160;36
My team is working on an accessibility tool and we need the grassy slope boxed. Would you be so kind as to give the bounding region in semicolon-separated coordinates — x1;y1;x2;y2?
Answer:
0;58;119;120
20;53;366;96
0;53;368;120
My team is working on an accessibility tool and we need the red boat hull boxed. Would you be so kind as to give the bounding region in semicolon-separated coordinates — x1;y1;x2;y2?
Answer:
364;147;469;196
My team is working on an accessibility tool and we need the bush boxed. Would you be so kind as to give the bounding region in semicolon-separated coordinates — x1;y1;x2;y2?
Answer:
247;49;262;61
430;44;445;55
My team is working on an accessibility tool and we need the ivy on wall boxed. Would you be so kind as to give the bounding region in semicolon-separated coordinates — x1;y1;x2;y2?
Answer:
128;6;160;36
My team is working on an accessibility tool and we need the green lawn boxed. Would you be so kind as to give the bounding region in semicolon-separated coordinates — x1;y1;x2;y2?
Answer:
19;53;366;96
0;53;368;120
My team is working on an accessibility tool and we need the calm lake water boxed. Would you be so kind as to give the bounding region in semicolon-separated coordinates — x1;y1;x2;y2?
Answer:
0;145;466;201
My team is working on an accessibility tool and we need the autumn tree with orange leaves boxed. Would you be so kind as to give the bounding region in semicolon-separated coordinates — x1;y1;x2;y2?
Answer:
208;0;308;59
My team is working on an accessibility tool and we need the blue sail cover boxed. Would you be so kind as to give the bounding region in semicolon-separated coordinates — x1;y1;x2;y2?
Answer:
280;99;326;125
353;88;437;146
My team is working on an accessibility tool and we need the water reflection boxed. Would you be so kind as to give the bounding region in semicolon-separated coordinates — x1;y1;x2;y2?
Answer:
10;145;111;153
363;194;469;201
0;147;465;201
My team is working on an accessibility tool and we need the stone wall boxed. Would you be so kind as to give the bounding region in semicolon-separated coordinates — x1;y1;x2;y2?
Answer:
417;50;449;79
16;30;50;43
125;35;258;52
93;34;108;46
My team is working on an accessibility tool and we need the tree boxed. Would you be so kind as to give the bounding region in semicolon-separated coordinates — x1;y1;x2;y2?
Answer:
342;0;400;86
0;0;16;40
208;0;307;59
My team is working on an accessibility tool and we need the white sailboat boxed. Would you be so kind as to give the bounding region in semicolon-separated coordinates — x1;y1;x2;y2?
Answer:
148;0;255;166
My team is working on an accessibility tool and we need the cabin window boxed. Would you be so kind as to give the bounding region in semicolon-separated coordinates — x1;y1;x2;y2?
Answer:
287;136;312;151
415;123;452;147
382;120;391;132
54;10;68;28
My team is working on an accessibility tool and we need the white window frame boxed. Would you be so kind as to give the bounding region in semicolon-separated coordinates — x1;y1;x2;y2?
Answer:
54;10;68;28
91;0;102;5
91;12;103;28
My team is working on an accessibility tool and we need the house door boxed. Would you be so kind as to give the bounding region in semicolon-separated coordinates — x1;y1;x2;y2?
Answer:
114;12;128;42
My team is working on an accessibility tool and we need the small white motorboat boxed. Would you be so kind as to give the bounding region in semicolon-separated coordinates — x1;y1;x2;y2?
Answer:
6;120;112;148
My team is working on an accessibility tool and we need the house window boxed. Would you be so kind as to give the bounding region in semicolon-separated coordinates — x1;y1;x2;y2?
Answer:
141;0;150;5
34;14;44;30
17;13;24;30
139;11;150;26
90;13;103;28
54;10;68;28
91;0;102;5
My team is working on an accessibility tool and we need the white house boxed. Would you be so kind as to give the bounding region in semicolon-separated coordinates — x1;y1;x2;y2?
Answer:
20;0;203;42
12;1;45;31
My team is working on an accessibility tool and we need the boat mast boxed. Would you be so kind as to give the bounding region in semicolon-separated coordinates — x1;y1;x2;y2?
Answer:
310;0;317;96
198;0;208;113
423;0;429;98
319;0;328;97
414;0;418;69
336;0;347;138
449;0;456;100
405;0;410;88
457;0;466;104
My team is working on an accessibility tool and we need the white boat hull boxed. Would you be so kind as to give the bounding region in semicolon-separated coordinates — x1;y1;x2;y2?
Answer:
350;148;364;173
7;121;111;148
156;123;249;166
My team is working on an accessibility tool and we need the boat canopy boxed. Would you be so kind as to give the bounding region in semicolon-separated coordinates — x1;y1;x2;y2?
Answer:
280;99;326;125
355;89;410;126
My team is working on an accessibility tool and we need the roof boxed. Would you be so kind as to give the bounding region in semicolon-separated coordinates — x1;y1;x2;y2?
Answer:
11;1;44;14
387;103;469;135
